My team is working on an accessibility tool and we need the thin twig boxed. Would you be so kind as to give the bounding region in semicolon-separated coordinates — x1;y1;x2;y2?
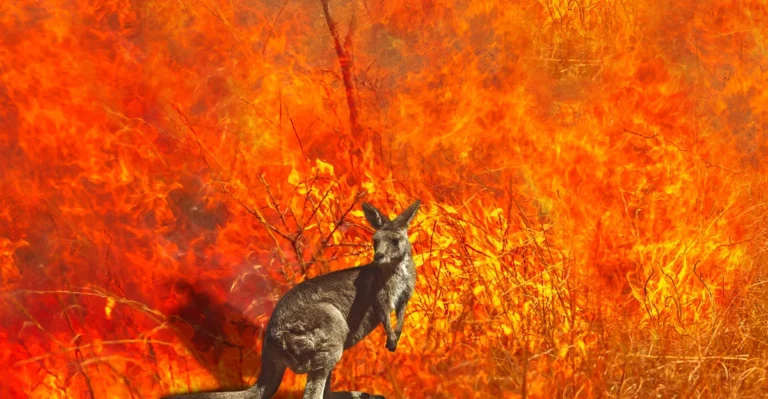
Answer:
262;0;291;57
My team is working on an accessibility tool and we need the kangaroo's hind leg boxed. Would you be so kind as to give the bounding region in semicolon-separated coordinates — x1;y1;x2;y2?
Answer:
303;368;331;399
292;303;348;399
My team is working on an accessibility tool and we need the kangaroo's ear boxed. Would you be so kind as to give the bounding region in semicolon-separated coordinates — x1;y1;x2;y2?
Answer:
392;200;421;229
362;202;389;230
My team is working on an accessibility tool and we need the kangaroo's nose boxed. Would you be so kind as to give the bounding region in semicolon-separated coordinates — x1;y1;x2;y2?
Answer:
373;253;385;263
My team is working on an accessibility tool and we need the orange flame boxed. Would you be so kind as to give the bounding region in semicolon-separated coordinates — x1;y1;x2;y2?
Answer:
2;0;768;398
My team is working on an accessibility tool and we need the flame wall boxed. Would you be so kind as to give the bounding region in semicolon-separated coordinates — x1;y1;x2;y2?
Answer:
2;0;768;398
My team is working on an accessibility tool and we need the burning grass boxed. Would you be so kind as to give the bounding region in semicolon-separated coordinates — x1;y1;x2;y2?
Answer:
2;0;768;398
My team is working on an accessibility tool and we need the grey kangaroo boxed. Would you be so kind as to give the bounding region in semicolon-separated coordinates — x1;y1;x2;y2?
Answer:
163;200;421;399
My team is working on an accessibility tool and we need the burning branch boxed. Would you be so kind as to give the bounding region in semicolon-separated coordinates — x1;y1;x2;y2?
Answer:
309;191;366;263
221;186;292;271
225;172;366;282
320;0;359;135
320;0;366;175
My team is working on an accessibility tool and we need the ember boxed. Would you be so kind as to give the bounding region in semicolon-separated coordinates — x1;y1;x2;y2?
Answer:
1;0;767;398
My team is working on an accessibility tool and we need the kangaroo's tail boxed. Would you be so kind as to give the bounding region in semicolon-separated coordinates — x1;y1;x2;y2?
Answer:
162;387;257;399
162;358;285;399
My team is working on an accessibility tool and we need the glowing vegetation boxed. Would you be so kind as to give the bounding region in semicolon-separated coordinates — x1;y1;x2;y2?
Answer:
1;0;768;398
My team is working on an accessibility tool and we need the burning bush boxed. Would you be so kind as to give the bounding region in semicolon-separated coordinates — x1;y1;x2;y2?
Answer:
1;0;767;398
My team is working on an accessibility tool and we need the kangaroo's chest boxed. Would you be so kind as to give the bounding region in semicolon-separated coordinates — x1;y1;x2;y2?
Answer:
381;261;415;311
344;262;414;348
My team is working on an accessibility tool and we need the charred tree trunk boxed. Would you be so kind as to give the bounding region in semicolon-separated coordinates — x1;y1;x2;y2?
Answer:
320;0;366;183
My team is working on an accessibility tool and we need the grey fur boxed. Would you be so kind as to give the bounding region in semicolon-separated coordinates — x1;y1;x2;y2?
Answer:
162;200;421;399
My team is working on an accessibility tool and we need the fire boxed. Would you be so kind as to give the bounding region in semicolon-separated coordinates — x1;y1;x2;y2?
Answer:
105;297;116;319
2;0;768;398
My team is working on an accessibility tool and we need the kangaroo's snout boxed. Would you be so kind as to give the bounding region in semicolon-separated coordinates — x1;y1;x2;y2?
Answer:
373;253;386;263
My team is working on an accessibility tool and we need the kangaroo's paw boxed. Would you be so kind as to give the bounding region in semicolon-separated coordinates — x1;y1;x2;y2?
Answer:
385;341;396;352
385;335;398;352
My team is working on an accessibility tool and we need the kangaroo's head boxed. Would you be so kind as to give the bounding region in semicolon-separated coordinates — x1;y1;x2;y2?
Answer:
362;200;421;266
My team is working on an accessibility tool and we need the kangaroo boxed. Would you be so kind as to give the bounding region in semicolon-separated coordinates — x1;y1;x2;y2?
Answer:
163;200;421;399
